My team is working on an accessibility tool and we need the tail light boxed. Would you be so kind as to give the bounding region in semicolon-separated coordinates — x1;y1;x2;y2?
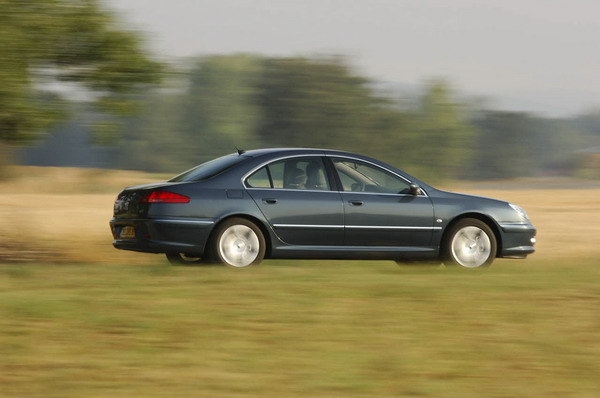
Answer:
141;190;190;204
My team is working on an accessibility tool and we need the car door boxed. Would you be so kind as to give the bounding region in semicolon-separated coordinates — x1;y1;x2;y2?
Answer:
245;156;344;246
331;157;435;248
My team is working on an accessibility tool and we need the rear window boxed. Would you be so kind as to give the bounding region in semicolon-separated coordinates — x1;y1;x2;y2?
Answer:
169;154;246;182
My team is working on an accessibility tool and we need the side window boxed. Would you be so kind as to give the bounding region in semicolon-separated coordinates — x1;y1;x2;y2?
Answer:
269;161;285;188
332;158;410;194
246;166;271;188
246;157;330;190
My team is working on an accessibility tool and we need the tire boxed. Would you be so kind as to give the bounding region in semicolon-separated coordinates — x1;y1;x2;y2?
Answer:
395;259;442;267
212;217;265;268
166;252;204;265
443;218;497;268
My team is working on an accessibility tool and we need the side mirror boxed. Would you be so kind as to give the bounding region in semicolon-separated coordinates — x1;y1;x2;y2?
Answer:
409;184;423;196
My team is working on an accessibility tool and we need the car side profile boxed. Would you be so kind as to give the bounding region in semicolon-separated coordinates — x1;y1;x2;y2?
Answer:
110;148;536;268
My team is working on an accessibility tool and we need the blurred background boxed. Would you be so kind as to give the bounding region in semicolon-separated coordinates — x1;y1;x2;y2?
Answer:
1;0;599;182
2;4;600;397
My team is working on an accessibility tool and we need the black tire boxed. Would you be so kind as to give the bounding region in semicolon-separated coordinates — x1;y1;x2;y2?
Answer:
395;259;442;267
211;217;266;268
443;218;497;268
165;252;204;265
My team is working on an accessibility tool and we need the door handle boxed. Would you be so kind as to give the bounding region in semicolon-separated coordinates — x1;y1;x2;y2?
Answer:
262;198;277;204
349;200;363;206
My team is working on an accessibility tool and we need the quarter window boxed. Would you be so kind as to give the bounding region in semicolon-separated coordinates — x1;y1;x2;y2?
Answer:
246;166;271;188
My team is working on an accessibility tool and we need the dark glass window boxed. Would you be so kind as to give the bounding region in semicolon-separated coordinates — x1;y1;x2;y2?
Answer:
246;157;330;191
332;158;411;194
169;154;245;182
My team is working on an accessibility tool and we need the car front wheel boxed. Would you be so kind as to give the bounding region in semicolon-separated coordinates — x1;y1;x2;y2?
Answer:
212;218;265;268
443;218;497;268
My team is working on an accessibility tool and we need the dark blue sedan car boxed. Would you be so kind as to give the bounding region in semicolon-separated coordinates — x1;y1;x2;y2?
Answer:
110;148;536;268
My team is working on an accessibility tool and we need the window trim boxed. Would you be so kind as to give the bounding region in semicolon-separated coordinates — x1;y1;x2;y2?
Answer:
242;153;428;197
243;154;334;192
327;155;427;197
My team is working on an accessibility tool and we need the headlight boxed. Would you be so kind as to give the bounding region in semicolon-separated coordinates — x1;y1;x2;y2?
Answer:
509;203;530;220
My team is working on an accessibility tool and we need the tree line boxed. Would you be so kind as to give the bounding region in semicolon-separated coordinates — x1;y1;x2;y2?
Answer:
115;55;600;181
2;1;598;181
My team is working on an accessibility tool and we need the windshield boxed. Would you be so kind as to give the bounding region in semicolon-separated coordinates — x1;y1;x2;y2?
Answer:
169;154;245;182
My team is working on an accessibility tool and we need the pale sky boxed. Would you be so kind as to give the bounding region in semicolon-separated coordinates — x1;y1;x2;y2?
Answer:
104;0;600;117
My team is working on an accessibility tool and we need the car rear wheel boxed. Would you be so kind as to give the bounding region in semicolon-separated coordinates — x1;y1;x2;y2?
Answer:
443;218;497;268
166;252;204;265
212;218;265;268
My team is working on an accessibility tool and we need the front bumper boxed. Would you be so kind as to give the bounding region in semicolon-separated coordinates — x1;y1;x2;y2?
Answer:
498;222;537;258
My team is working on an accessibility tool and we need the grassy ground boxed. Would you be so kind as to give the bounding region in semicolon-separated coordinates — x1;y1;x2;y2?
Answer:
2;260;599;397
1;167;600;397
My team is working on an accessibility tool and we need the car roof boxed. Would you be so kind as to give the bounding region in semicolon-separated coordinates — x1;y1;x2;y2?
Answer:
240;147;356;158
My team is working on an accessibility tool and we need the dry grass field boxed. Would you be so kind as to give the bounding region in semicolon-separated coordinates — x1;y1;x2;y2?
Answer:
0;167;167;264
0;166;598;264
2;167;600;397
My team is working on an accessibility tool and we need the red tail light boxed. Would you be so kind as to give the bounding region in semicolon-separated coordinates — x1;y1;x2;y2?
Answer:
142;191;190;204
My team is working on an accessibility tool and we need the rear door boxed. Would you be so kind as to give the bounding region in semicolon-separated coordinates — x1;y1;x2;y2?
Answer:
245;156;344;246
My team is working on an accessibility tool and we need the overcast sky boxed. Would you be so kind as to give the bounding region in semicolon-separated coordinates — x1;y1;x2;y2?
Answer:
104;0;600;117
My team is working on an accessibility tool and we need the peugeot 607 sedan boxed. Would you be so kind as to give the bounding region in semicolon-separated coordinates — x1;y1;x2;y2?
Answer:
110;148;536;268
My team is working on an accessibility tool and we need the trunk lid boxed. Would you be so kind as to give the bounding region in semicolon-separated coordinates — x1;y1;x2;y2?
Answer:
113;189;148;218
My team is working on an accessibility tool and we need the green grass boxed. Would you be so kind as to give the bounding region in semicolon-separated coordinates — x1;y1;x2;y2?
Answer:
1;259;599;398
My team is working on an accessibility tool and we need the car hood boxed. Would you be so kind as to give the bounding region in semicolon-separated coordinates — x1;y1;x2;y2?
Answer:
431;188;507;204
427;187;530;225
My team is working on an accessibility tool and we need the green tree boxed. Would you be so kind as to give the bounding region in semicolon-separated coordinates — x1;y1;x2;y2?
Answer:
181;55;262;158
119;55;262;172
570;110;600;145
0;0;161;143
256;57;381;150
117;90;186;172
472;111;536;179
404;81;475;181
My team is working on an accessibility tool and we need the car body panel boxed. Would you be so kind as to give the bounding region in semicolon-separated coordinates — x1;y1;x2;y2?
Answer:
340;192;436;247
425;189;536;257
247;188;344;246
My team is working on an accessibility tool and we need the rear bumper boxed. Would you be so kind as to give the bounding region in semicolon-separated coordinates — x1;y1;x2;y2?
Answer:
110;217;215;254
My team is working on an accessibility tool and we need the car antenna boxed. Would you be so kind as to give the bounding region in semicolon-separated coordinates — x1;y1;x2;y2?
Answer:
235;146;245;155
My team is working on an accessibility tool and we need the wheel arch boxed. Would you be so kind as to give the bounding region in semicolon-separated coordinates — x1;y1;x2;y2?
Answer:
209;213;273;258
440;213;502;258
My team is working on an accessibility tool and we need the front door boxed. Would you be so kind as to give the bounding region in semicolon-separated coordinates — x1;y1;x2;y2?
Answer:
331;157;435;248
341;192;435;247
